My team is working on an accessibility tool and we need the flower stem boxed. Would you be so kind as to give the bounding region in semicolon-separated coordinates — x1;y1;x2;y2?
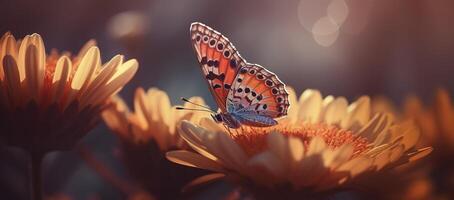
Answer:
30;152;44;200
78;145;134;195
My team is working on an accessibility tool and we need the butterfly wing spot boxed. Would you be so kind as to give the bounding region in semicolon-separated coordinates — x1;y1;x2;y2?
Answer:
209;39;216;47
213;84;222;89
217;43;224;51
266;80;274;87
202;35;209;43
223;50;231;58
230;59;237;69
207;60;219;68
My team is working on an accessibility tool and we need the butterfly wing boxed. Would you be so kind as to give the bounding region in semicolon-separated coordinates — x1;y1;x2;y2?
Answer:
190;22;247;112
227;63;290;124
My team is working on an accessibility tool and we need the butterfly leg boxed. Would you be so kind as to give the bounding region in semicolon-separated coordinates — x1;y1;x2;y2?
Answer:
223;124;234;136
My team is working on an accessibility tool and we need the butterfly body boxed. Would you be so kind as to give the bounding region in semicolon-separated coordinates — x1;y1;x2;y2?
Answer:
190;22;289;129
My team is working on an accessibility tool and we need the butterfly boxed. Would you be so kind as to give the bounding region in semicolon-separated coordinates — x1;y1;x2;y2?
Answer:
187;22;289;129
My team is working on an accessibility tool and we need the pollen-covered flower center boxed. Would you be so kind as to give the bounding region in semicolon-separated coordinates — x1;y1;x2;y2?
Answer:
232;123;370;157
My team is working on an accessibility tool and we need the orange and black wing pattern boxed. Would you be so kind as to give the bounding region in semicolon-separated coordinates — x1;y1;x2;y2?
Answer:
190;22;247;112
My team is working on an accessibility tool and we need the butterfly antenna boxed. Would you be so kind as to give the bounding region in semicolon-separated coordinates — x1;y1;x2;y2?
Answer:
180;97;213;110
175;107;216;113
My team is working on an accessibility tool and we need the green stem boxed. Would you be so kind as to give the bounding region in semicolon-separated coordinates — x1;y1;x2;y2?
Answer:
30;152;44;200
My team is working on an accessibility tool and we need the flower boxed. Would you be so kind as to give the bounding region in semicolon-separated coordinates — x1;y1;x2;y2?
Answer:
166;88;432;198
102;87;209;199
0;32;138;154
102;87;209;151
372;88;454;199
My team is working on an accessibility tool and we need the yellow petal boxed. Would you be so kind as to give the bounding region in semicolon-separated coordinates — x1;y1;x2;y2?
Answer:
357;113;391;142
248;151;285;181
51;56;71;103
288;136;304;162
91;59;138;105
3;55;21;105
81;55;123;106
338;156;372;177
182;173;225;192
400;121;420;151
179;121;218;161
215;131;248;171
285;86;299;124
324;144;353;169
307;136;326;156
77;39;97;59
434;88;454;143
24;44;43;102
322;97;348;125
102;99;130;134
0;35;18;80
133;87;150;128
17;35;31;82
268;132;288;163
298;89;322;123
166;150;224;172
407;147;432;162
71;47;100;91
341;96;370;131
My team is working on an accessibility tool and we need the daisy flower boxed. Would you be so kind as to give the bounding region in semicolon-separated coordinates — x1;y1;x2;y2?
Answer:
0;32;138;199
102;87;209;199
372;88;454;199
167;88;432;199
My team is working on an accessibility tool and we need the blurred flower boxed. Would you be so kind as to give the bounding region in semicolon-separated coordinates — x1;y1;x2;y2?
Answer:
167;88;432;199
107;10;149;54
107;11;148;41
102;87;209;199
0;32;138;155
372;88;454;199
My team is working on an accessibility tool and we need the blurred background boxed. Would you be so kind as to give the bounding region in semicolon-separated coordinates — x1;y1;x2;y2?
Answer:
1;0;454;199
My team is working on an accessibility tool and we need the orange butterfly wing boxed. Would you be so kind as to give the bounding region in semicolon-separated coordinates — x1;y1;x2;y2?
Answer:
190;22;247;112
190;22;289;124
228;64;289;118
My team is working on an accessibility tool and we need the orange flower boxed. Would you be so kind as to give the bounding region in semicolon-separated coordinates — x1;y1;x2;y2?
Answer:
0;32;138;154
102;87;209;199
167;88;432;197
102;87;209;150
372;88;454;199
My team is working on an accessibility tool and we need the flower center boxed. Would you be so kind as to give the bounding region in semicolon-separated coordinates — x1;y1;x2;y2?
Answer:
232;123;370;158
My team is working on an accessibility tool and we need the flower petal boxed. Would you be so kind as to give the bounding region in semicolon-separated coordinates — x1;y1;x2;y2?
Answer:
166;150;224;172
51;56;71;103
307;136;327;156
80;55;123;106
0;34;18;80
357;113;391;143
407;147;433;162
24;44;43;102
338;156;372;177
215;130;248;171
91;59;138;105
322;97;348;125
182;173;225;192
298;89;322;123
179;121;218;161
341;96;370;131
3;55;21;105
286;86;299;124
324;144;353;169
248;151;286;183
